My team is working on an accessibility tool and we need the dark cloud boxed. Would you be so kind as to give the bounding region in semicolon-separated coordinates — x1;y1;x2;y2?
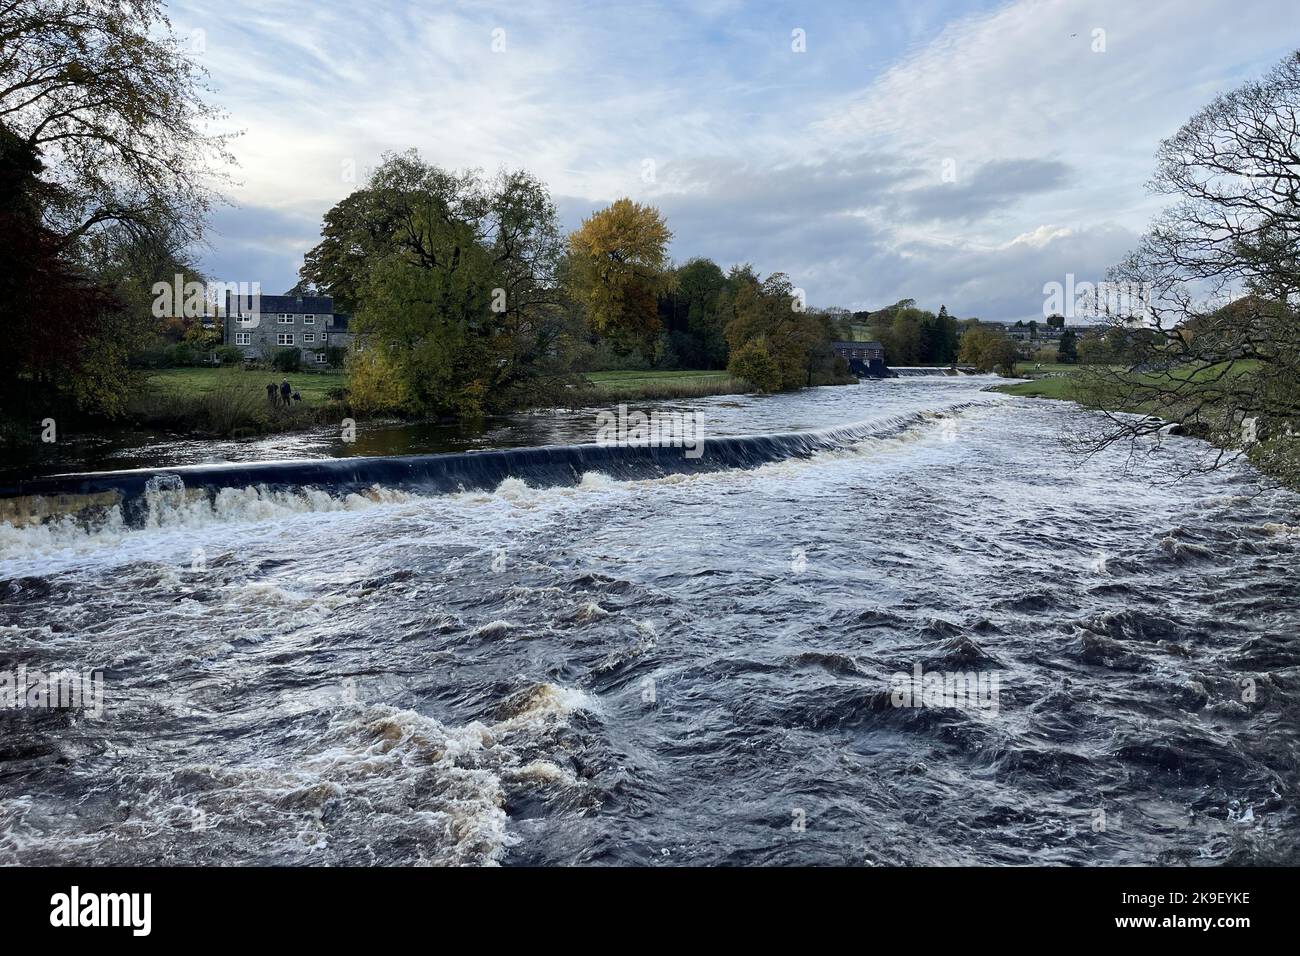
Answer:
197;204;323;294
895;158;1074;222
562;152;1128;319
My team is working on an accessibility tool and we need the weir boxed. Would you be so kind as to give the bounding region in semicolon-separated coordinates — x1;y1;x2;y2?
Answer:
0;410;970;527
889;367;973;377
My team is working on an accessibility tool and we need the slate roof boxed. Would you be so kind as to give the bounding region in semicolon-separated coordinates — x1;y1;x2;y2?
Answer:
225;292;335;314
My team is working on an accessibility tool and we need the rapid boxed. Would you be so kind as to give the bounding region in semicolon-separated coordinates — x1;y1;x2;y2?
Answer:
1;377;1297;865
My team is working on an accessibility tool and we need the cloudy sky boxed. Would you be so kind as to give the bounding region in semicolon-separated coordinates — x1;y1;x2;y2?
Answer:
174;0;1297;321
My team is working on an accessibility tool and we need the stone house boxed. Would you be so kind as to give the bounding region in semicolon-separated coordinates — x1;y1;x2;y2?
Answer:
830;340;888;376
224;293;354;365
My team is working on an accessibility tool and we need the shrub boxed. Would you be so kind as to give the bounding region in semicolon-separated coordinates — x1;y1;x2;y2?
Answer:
271;347;302;372
214;346;244;365
727;339;782;392
575;375;746;406
345;348;410;414
170;342;199;367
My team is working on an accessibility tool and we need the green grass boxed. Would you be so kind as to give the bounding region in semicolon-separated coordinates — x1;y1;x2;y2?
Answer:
145;367;345;406
578;369;750;403
584;369;733;389
999;359;1264;401
994;376;1079;399
1012;362;1082;378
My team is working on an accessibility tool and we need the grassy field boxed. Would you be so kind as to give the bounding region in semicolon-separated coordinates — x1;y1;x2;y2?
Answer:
145;367;345;406
992;362;1084;399
994;376;1079;399
584;369;733;389
146;367;736;404
1012;361;1084;377
579;369;749;402
998;360;1264;401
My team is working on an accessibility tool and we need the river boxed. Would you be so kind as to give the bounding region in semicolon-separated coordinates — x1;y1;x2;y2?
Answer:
1;377;1297;865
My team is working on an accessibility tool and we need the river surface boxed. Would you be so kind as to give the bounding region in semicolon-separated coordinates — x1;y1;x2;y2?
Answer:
1;377;1297;865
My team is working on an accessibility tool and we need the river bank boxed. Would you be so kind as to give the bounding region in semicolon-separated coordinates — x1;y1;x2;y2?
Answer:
0;369;754;481
2;367;868;482
992;363;1300;491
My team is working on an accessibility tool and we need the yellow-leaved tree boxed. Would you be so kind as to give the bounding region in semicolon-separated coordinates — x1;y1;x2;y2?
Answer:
565;198;675;352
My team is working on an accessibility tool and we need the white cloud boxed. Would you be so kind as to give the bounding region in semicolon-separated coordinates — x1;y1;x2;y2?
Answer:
176;0;1297;320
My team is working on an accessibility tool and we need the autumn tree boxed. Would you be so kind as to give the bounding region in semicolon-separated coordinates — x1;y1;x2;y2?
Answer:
728;338;782;392
566;198;675;353
958;323;1018;374
720;267;833;389
1075;50;1300;483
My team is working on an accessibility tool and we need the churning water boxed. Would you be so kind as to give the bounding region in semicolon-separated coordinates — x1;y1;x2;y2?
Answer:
1;378;1297;865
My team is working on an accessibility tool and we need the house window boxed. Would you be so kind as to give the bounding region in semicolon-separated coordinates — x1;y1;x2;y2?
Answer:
316;352;328;363
304;332;315;343
303;315;315;324
278;314;294;323
238;313;254;324
235;332;251;345
277;333;295;345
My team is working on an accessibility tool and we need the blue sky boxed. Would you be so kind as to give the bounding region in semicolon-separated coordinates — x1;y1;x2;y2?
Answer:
174;0;1298;321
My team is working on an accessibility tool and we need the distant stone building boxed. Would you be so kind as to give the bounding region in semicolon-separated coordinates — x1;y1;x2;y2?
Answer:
224;293;353;365
831;340;887;376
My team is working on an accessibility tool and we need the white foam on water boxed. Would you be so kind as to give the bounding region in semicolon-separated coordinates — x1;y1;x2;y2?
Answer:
472;619;516;639
578;471;617;490
573;601;609;622
0;681;598;867
508;760;579;787
493;476;535;504
494;682;601;732
1258;522;1296;536
0;483;424;572
0;403;990;576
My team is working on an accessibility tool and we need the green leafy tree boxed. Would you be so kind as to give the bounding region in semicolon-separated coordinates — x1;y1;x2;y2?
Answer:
300;152;581;419
958;323;1019;374
0;0;231;429
719;268;828;390
1;0;231;251
1057;328;1079;364
657;257;729;368
727;338;782;392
